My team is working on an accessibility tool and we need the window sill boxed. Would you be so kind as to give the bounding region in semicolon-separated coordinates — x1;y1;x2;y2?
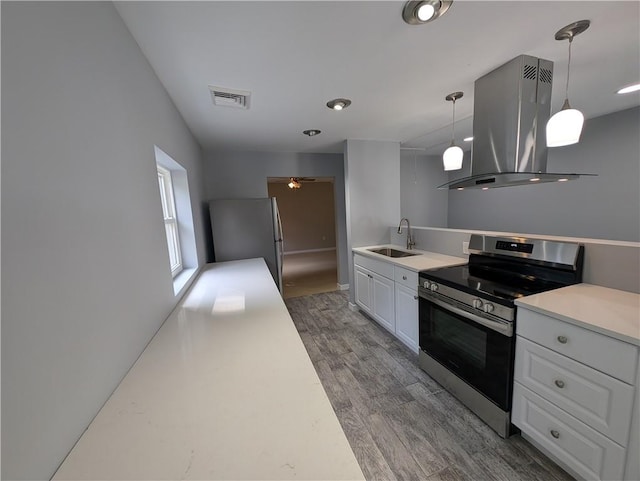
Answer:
173;267;198;297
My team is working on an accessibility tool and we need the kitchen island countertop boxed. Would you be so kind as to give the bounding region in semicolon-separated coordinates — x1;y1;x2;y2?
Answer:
53;258;365;480
516;283;640;346
353;244;467;272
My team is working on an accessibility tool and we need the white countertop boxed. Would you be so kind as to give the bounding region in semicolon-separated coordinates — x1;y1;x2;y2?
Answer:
353;244;467;271
516;284;640;346
53;258;365;480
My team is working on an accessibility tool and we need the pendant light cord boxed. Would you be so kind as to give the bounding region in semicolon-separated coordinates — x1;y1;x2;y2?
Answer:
565;38;573;100
451;98;456;143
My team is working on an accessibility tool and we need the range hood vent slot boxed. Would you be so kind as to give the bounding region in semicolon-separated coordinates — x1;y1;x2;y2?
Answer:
208;86;251;110
523;64;537;80
539;67;553;84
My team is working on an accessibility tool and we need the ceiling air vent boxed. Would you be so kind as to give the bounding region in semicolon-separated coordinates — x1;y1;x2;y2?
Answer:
208;86;251;109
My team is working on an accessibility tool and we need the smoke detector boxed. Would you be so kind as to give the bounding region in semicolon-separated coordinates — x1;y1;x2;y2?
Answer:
208;86;251;109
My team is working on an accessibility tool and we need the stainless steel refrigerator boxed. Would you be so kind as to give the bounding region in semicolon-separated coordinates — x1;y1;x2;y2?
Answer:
209;198;284;293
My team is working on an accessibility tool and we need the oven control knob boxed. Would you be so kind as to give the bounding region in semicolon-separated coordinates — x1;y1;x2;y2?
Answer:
472;299;483;309
429;282;439;292
483;303;495;314
422;280;431;289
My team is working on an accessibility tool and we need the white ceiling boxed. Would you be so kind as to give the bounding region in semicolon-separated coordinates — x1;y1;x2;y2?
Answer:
114;1;640;155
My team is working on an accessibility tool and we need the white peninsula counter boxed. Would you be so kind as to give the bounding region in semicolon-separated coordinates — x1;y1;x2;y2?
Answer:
53;258;365;480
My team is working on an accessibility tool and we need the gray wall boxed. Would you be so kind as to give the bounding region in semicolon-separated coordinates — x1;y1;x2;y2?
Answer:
447;107;640;241
344;139;401;303
204;150;348;284
400;151;449;227
391;226;640;294
2;3;207;480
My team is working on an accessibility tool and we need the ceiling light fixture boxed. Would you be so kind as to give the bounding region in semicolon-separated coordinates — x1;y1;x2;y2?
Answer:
402;1;453;25
617;83;640;95
287;178;301;189
463;136;473;142
443;91;464;171
303;129;321;136
326;98;351;111
546;20;590;148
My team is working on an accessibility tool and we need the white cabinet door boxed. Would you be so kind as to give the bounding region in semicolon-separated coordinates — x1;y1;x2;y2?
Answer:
354;266;372;314
372;274;395;333
515;336;634;445
513;383;626;481
395;283;418;352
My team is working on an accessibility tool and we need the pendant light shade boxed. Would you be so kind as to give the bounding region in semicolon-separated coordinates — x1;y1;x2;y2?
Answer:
546;20;590;148
443;143;463;171
443;91;464;171
546;99;585;147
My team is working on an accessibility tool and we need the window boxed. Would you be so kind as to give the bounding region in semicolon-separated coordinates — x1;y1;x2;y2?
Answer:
154;145;197;295
157;165;182;276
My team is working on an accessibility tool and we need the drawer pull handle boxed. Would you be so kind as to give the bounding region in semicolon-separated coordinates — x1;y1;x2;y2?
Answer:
413;295;419;300
557;335;568;344
402;275;407;280
550;430;560;439
554;380;565;389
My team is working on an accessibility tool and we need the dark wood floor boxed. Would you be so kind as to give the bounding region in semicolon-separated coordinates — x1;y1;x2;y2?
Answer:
285;291;575;481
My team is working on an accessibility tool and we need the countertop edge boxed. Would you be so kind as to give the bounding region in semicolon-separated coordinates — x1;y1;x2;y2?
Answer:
353;245;467;272
516;284;640;347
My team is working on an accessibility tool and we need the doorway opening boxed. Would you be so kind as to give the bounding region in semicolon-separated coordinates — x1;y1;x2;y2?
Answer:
267;177;338;299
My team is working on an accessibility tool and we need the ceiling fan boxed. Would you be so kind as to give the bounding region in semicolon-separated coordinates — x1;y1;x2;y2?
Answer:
270;177;317;189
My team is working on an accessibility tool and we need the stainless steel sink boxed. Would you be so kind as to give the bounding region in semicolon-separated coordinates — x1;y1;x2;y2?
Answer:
368;247;419;258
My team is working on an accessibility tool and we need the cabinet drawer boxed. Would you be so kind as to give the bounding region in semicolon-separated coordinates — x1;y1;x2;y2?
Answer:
353;253;394;279
394;266;418;289
515;336;634;445
513;383;626;481
517;308;638;384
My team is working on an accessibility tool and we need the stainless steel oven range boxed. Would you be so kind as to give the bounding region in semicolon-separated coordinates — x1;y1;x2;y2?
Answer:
418;234;584;438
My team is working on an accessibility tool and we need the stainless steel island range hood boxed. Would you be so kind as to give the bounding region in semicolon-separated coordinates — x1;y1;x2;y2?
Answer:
440;54;594;190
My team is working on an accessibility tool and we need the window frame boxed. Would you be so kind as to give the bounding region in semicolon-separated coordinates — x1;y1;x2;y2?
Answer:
157;164;183;277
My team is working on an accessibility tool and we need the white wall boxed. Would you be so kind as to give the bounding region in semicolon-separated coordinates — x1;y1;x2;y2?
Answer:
203;150;348;284
447;107;640;242
2;3;207;480
400;151;449;227
344;139;401;302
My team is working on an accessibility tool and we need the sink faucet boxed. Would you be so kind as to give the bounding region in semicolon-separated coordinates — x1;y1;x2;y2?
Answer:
397;218;415;250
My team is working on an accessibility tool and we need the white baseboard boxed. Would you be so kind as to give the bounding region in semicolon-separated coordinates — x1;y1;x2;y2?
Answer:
284;247;336;255
337;283;349;291
348;302;359;312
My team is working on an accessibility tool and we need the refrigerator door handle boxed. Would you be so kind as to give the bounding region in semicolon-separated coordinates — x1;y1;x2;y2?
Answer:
272;198;285;294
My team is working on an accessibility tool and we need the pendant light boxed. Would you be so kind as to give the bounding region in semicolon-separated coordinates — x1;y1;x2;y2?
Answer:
443;91;463;171
546;20;590;148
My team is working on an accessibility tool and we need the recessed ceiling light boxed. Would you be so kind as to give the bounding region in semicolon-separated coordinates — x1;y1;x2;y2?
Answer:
530;178;541;182
417;3;435;21
326;98;351;111
303;129;321;136
617;83;640;94
463;136;473;142
482;187;489;191
558;178;569;182
402;1;453;25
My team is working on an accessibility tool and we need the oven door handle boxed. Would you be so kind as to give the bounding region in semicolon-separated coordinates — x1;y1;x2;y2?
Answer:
422;293;513;337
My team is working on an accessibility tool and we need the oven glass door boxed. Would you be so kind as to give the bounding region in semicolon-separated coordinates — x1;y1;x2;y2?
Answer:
419;296;514;410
